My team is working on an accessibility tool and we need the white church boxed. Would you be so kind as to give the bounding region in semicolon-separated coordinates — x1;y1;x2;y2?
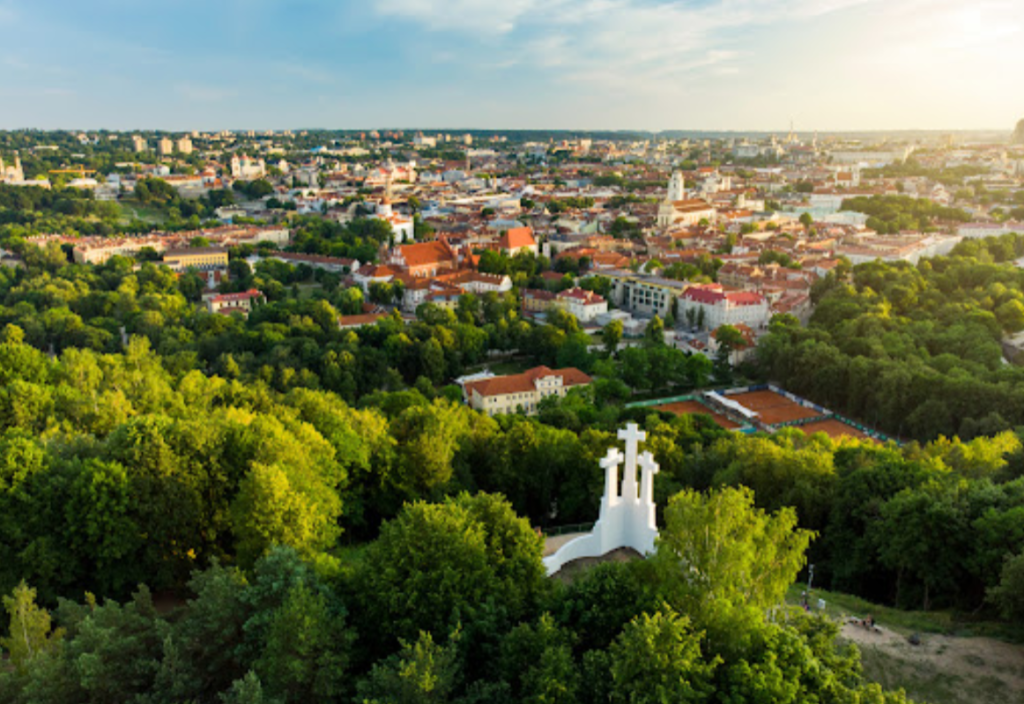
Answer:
656;171;717;229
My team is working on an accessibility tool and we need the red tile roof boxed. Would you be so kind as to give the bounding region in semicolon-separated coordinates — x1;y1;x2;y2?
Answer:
499;226;536;251
465;366;591;398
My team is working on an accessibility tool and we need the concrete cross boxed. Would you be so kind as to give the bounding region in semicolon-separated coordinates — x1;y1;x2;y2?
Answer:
600;448;625;501
617;422;646;500
638;450;660;505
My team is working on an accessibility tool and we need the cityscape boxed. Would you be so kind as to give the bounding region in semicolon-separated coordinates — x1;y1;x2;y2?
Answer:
2;1;1024;703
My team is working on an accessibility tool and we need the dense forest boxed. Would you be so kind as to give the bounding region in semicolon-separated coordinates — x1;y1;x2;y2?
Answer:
762;232;1024;440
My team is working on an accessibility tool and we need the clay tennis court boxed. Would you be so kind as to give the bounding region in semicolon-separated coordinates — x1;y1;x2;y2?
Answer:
799;419;877;442
655;401;740;430
727;390;822;425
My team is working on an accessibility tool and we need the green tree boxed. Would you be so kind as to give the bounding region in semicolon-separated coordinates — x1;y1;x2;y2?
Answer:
604;319;624;355
0;581;64;671
609;606;717;704
645;316;665;346
653;487;814;628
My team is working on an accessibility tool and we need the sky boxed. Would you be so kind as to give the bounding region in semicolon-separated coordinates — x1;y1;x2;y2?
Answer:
0;0;1022;132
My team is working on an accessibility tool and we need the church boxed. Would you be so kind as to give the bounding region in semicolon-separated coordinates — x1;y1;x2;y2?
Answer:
656;170;717;229
0;152;26;183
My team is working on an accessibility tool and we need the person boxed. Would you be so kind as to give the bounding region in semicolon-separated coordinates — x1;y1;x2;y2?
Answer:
865;614;875;629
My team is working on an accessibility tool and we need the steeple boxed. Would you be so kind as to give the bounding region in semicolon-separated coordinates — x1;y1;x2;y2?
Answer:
667;170;685;202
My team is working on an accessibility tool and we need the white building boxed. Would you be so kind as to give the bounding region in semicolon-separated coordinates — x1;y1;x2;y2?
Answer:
465;366;592;417
556;287;608;323
680;284;770;330
231;155;267;180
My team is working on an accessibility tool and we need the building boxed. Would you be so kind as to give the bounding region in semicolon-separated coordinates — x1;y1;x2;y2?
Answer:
132;136;146;153
157;137;174;156
231;155;267;180
352;264;398;291
555;287;608;322
657;198;717;229
680;284;770;330
0;153;25;183
522;288;557;313
176;136;193;155
390;239;458;278
162;247;229;272
373;198;415;243
707;323;757;365
204;288;264;316
498;226;538;256
465;366;592;416
267;252;359;273
605;270;689;318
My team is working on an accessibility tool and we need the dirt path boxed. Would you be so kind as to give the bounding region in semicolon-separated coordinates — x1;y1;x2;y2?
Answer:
840;622;1024;704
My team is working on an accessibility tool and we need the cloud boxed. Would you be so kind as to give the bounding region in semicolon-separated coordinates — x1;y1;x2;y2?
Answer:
375;0;542;33
371;0;887;95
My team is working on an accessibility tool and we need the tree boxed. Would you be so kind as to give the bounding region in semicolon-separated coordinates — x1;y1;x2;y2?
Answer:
356;631;461;704
988;550;1024;622
799;212;814;230
652;487;813;625
255;583;351;702
604;319;624;355
357;492;546;649
608;607;716;704
0;581;64;671
645;316;665;346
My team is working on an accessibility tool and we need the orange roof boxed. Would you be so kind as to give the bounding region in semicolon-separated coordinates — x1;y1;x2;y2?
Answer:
338;312;389;328
398;240;455;268
499;226;536;251
465;366;591;398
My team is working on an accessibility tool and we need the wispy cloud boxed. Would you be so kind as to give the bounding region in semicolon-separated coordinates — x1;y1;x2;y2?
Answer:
372;0;885;94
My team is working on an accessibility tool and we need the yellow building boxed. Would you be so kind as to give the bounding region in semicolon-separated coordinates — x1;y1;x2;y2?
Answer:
465;366;592;416
162;247;229;271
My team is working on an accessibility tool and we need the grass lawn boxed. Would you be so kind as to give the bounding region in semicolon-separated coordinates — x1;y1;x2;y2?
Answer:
786;583;1024;642
291;282;323;300
119;199;169;224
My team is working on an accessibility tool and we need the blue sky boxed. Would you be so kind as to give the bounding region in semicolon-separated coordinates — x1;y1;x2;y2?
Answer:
1;0;1021;131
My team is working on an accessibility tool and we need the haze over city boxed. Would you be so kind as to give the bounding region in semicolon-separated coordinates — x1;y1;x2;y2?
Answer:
2;0;1022;131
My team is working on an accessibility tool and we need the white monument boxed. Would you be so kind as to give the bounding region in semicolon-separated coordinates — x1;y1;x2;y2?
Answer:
543;423;660;575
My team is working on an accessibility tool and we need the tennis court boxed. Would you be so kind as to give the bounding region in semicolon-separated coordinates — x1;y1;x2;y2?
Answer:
727;390;822;425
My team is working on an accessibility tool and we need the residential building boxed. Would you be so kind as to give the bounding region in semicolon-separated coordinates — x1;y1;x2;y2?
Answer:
555;287;608;322
498;226;538;256
204;288;264;316
707;323;757;365
605;270;688;318
163;247;229;272
352;264;398;291
465;366;592;416
157;137;174;156
132;135;146;153
680;284;770;330
176;136;193;155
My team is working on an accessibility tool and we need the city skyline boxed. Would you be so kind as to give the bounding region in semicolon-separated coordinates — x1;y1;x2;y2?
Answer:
1;0;1022;132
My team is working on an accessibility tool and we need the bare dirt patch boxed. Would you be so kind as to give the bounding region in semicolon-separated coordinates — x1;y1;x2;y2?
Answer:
840;622;1024;704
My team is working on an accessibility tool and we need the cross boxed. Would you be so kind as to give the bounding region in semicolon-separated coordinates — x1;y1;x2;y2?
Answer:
638;450;660;506
600;447;624;502
618;423;646;501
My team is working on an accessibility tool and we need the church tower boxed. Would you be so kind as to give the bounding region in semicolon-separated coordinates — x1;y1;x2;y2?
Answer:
667;170;685;203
